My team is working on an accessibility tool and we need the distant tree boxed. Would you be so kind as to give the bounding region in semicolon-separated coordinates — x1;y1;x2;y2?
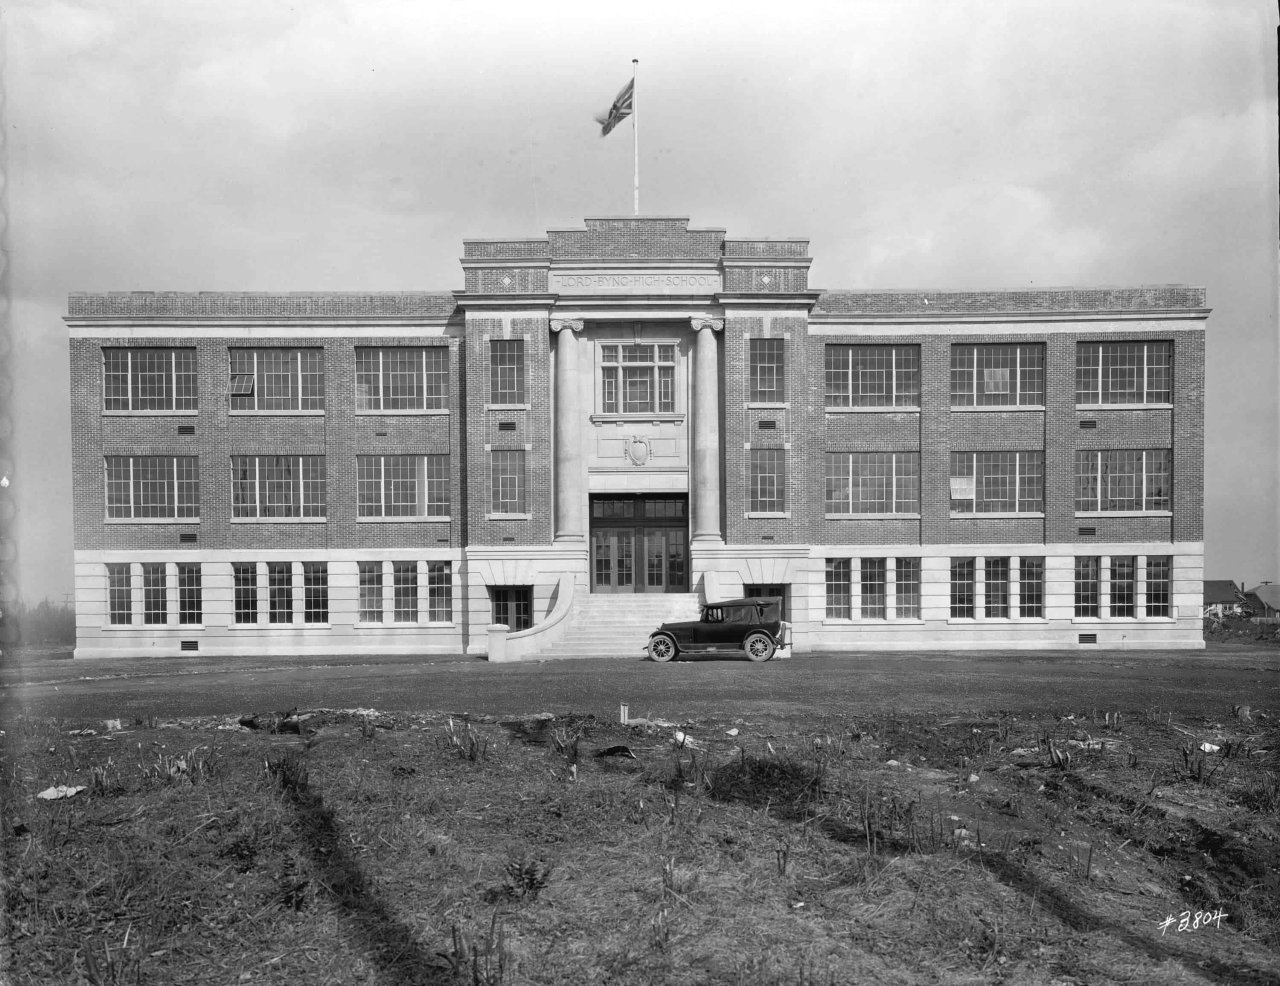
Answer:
2;597;77;646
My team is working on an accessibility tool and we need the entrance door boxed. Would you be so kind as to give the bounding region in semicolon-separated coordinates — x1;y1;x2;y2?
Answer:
591;528;635;593
590;495;688;593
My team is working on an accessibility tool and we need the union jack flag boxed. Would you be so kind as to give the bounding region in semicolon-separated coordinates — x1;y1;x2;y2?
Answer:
595;78;634;137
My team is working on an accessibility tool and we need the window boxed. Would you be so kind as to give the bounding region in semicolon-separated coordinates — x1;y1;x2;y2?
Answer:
896;559;921;619
491;586;533;631
749;339;786;403
1076;342;1172;405
103;348;198;412
357;455;449;518
1075;450;1171;512
358;562;383;623
950;452;1044;513
105;456;200;520
107;564;132;625
600;343;676;414
491;450;527;514
951;345;1044;406
1075;557;1101;617
355;347;449;411
1111;556;1137;618
393;562;418;622
1147;556;1172;617
1020;558;1045;618
142;563;166;625
825;345;919;408
825;452;919;515
427;563;453;622
861;558;887;619
229;349;325;411
177;564;201;625
231;456;327;519
825;559;852;619
747;449;787;513
302;563;328;623
951;558;976;618
267;562;293;624
233;563;258;624
985;557;1010;618
490;339;526;405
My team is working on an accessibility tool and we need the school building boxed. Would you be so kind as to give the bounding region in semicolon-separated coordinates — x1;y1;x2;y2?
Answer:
67;216;1207;659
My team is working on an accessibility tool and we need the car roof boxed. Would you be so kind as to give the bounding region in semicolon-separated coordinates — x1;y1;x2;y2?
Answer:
704;597;780;607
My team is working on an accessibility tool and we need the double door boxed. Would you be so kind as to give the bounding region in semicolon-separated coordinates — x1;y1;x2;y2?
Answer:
590;496;688;593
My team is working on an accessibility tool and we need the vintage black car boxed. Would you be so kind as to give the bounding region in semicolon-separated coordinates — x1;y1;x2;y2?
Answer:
646;597;789;662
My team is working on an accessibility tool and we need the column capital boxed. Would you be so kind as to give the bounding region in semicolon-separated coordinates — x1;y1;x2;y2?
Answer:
691;317;724;333
550;318;584;334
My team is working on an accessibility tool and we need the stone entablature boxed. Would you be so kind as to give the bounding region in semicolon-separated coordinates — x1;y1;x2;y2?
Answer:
813;287;1208;317
67;292;458;319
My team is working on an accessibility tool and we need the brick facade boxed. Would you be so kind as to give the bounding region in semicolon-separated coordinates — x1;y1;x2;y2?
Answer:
67;218;1208;658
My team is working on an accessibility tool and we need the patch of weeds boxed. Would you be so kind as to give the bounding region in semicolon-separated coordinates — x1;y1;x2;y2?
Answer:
442;718;490;762
504;853;552;900
448;911;509;985
141;745;219;787
707;751;823;816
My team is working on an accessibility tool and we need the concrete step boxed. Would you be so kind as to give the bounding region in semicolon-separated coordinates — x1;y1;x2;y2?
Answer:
534;592;702;659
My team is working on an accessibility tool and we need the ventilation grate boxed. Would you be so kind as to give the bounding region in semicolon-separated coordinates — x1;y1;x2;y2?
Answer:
1079;420;1097;429
177;424;196;436
757;420;777;430
1078;527;1097;537
1078;633;1098;645
498;421;517;431
180;640;199;652
179;532;198;544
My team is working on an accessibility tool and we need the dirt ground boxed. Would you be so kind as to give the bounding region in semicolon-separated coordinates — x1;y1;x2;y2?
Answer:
2;695;1277;985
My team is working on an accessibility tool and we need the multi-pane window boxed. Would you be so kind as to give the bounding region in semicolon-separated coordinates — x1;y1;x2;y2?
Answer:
107;564;132;625
825;345;920;408
950;452;1044;513
490;340;526;405
1075;450;1171;512
491;450;527;514
747;449;787;513
177;564;201;625
357;455;449;518
427;562;453;622
229;349;325;411
105;456;200;520
142;563;167;625
825;559;852;619
103;348;198;412
1020;558;1045;618
1146;556;1172;617
1075;557;1101;617
231;456;327;519
749;339;786;403
600;343;676;414
951;558;976;618
825;452;919;515
303;563;328;623
491;586;533;631
950;345;1044;406
896;558;921;619
267;562;293;624
860;558;887;619
358;562;383;623
1111;556;1137;618
985;557;1011;618
233;563;257;624
1076;342;1173;405
355;347;449;411
393;562;418;622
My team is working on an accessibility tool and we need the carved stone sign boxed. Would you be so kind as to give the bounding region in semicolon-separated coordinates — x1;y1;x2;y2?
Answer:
551;270;722;295
625;435;651;466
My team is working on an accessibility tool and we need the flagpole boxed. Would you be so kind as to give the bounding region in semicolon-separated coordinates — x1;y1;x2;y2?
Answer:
632;59;639;216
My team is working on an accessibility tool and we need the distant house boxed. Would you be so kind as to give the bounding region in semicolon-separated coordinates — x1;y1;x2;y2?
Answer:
1202;580;1244;618
1243;584;1280;619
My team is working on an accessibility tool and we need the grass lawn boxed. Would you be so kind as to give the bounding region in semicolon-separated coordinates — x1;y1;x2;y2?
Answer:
2;702;1278;985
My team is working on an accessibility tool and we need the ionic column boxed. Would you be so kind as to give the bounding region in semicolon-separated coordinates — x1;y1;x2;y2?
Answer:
551;319;585;542
691;318;723;542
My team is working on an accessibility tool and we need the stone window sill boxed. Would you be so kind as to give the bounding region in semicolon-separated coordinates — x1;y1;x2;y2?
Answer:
358;516;451;523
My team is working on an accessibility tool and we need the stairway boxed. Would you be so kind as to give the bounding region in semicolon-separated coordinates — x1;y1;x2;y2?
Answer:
538;592;702;659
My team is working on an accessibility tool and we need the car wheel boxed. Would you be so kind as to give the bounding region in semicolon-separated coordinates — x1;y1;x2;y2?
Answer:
743;632;775;662
648;633;678;663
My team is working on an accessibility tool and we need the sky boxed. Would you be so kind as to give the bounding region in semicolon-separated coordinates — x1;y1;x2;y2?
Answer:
4;0;1277;603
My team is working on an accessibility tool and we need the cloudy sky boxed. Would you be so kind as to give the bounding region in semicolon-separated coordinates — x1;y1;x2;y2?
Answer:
5;0;1277;602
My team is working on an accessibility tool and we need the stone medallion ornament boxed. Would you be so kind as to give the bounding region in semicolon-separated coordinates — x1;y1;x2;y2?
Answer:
625;435;651;466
